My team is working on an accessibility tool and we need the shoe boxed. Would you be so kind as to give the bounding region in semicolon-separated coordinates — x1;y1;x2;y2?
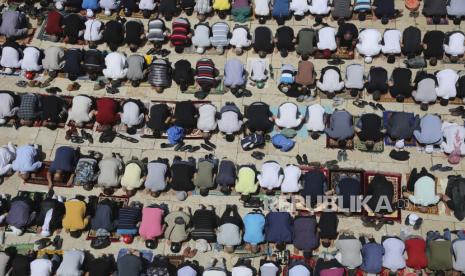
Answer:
251;151;265;160
106;86;119;94
52;235;63;250
337;150;344;161
194;91;208;99
45;87;61;94
16;80;28;87
188;146;200;152
449;106;465;116
204;140;216;149
81;129;93;144
342;150;348;161
296;155;304;165
174;142;185;151
327;58;345;65
302;154;309;164
93;80;106;91
65;127;78;140
430;164;443;171
160;143;174;148
180;145;192;152
159;49;171;57
353;99;368;108
368;102;378;110
200;143;214;151
438;166;453;172
361;217;376;228
146;48;157;55
374;220;385;231
67;82;80;91
375;103;386;111
241;89;253;97
35;238;51;250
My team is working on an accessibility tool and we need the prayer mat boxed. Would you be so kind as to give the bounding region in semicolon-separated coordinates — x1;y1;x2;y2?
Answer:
325;135;355;150
314;48;355;60
404;173;439;215
329;168;365;214
26;161;74;188
0;28;36;44
118;9;155;19
351;13;374;20
246;58;271;89
165;255;185;267
353;116;384;153
5;191;47;234
37;249;64;258
3;243;34;255
379;93;415;103
96;12;118;20
442;56;465;64
383;111;417;147
426;17;448;25
363;171;402;222
36;16;66;42
117;248;153;262
141;100;211;139
319;89;359;99
184;45;230;56
86;194;129;241
300;165;329;178
184;80;225;95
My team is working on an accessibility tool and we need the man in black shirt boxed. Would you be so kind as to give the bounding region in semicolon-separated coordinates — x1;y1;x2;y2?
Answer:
147;103;172;137
389;67;413;102
35;192;65;237
83;49;104;81
63;48;83;81
373;0;398;24
366;67;388;101
41;95;68;130
401;26;422;59
245;102;274;134
103;19;125;51
124;20;145;53
423;30;445;66
174;101;198;129
336;23;358;52
87;255;116;276
173;60;195;91
63;14;85;44
170;155;196;195
275;26;295;58
355;113;385;150
253;26;274;58
363;174;395;228
422;0;447;24
159;0;178;20
318;212;338;247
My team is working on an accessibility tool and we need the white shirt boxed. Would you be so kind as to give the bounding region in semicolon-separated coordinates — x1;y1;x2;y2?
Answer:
121;102;144;127
0;46;21;69
305;104;325;131
139;0;157;10
436;69;459;99
275;102;303;128
84;19;103;42
381;29;402;54
453;239;465;273
251;60;267;81
308;0;330;14
102;52;128;80
0;143;15;176
445;32;465;56
21;47;42;71
197;104;217;132
281;165;301;193
232;266;253;276
254;0;270;15
317;26;337;51
203;271;227;276
345;64;365;89
68;95;93;124
382;238;406;272
290;0;310;15
289;264;311;276
218;111;242;134
441;122;465;154
230;27;251;49
178;266;198;276
257;161;283;190
0;93;17;119
317;68;345;93
356;29;382;57
30;259;52;276
192;24;211;48
100;0;118;9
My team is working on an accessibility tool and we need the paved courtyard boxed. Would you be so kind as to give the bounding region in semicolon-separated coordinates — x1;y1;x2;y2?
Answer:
1;0;465;272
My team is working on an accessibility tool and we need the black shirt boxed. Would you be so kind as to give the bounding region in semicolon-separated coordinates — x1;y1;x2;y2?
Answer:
253;27;273;52
373;0;395;17
147;103;170;131
88;257;115;276
10;255;31;276
402;26;422;55
366;174;394;214
336;23;358;48
457;75;465;98
423;31;445;58
173;59;194;84
367;67;388;93
159;0;178;13
170;162;195;191
337;177;361;209
41;96;66;122
104;20;124;45
125;21;144;46
180;0;195;8
246;102;273;132
318;212;338;239
276;26;294;50
391;68;412;97
174;101;198;129
63;14;85;39
63;49;83;76
359;113;384;141
84;49;104;69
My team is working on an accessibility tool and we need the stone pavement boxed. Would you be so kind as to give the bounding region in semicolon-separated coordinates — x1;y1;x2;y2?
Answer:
1;0;465;272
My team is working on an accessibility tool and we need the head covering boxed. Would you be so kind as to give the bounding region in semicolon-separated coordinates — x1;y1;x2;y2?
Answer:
425;145;434;154
86;9;94;18
406;213;420;226
195;239;211;253
55;1;63;10
176;191;187;201
104;9;111;16
395;139;405;149
364;56;373;63
256;81;265;89
196;47;205;54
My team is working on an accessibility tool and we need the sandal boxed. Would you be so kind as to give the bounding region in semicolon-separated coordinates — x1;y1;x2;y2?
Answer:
368;102;378;110
352;99;367;108
70;136;84;144
16;80;28;88
188;146;200;152
116;133;139;143
67;82;81;91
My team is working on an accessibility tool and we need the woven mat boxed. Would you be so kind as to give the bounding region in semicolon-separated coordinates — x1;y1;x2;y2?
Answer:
404;173;439;215
383;111;417;147
363;171;402;222
5;191;46;234
26;161;73;188
314;48;354;60
3;243;34;255
379;92;463;105
353;116;384;153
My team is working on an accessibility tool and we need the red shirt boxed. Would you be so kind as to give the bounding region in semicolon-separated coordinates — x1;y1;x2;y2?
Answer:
45;11;63;35
96;98;119;125
405;238;428;269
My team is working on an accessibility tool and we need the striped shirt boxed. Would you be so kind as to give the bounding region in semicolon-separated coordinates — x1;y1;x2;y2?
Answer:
196;58;216;88
354;0;371;12
117;207;141;230
170;18;191;46
147;19;166;42
148;59;172;87
211;22;230;47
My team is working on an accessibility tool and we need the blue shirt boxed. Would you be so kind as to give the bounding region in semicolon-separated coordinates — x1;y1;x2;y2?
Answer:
243;213;265;245
361;242;384;273
11;145;42;173
82;0;99;10
272;134;295;152
49;146;78;173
